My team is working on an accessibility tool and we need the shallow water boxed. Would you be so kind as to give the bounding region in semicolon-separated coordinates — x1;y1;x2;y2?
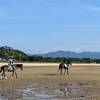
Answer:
0;81;100;100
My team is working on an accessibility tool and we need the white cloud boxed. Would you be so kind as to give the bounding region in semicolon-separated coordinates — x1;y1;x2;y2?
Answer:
75;48;81;52
44;48;60;53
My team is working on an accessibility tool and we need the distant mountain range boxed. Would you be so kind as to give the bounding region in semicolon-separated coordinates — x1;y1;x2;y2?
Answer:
34;51;100;59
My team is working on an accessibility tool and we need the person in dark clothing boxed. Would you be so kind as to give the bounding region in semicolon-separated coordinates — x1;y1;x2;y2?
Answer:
63;58;66;63
67;59;70;63
63;58;68;68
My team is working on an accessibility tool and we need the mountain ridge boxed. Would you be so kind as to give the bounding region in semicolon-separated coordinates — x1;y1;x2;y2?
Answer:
36;51;100;59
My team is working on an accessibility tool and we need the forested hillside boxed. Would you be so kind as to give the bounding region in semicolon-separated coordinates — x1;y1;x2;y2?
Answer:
0;46;28;61
0;46;100;63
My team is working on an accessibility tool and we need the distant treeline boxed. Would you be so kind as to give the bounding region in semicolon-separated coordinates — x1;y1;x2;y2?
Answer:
28;55;100;63
0;46;100;63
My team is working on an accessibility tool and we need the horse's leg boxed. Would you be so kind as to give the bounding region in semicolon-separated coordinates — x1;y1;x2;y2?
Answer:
4;72;7;79
1;72;4;80
60;68;62;75
67;68;69;75
12;72;14;79
15;72;17;79
1;72;7;79
64;69;66;75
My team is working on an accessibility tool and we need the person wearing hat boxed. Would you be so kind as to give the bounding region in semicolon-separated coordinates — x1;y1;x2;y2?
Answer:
8;56;15;70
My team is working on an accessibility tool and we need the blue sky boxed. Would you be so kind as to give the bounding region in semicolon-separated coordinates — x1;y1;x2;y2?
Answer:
0;0;100;54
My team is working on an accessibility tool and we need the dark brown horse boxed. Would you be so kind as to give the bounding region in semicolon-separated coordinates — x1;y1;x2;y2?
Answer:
58;61;72;75
0;64;23;79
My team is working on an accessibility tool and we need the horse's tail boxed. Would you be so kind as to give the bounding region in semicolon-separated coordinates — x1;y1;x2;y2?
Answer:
0;66;4;73
0;66;3;73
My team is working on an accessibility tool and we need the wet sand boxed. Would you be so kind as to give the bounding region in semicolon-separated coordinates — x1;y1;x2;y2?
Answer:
0;63;100;100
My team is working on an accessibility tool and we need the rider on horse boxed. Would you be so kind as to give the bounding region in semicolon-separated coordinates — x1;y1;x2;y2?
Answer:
8;56;15;71
63;58;68;68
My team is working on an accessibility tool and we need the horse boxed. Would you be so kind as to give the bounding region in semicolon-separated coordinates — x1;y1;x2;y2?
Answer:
58;61;72;75
0;64;23;79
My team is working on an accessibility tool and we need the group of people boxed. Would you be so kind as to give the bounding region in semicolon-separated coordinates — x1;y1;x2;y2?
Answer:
8;56;70;70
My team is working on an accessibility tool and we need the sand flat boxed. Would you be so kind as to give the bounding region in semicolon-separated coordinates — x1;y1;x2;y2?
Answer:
0;63;100;99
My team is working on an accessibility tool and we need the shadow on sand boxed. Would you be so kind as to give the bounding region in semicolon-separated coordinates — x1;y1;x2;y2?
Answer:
44;74;58;76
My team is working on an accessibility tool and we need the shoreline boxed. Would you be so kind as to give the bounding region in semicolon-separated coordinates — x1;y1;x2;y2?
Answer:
0;62;99;66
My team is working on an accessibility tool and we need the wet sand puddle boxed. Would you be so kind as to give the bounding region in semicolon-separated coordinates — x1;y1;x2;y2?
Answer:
0;81;100;100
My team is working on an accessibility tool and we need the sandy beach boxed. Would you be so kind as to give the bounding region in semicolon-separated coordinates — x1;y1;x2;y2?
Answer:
0;63;100;100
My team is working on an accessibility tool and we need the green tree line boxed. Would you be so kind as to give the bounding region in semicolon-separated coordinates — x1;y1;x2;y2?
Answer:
0;46;100;63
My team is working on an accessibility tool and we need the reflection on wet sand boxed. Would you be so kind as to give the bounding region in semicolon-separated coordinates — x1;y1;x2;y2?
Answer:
59;81;100;100
0;89;23;99
0;81;100;100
